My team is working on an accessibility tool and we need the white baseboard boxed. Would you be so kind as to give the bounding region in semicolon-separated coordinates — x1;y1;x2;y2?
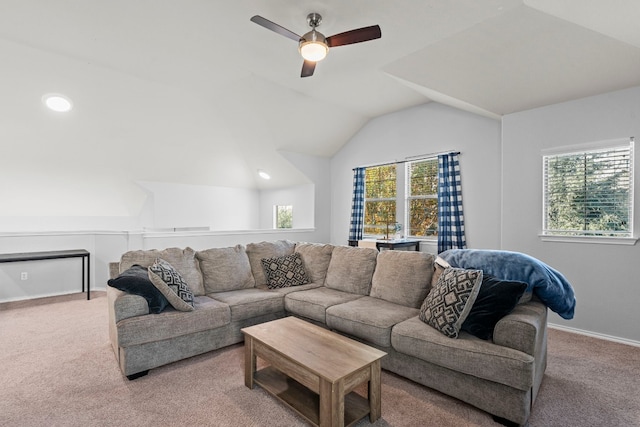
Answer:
549;323;640;348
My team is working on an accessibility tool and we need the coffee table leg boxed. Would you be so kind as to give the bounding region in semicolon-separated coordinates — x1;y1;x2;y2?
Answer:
244;336;255;389
369;360;381;422
320;378;344;427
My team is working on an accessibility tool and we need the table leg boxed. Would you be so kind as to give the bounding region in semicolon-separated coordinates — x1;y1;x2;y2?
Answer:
369;360;381;422
244;337;255;389
320;378;344;427
86;254;91;300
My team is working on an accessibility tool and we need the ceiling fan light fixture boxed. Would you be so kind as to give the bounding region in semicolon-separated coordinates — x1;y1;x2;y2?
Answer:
299;31;328;62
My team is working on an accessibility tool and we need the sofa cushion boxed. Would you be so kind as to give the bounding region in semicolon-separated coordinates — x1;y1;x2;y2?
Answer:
392;316;535;391
208;288;285;322
148;258;195;312
261;253;310;289
197;245;255;292
324;246;378;295
461;275;528;340
108;265;169;314
326;296;419;347
257;282;322;295
284;287;364;323
370;251;435;308
116;296;231;347
419;267;483;338
119;247;205;296
246;240;295;286
294;243;334;284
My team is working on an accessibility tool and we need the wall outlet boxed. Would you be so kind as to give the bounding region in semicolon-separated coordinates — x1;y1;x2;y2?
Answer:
21;272;28;280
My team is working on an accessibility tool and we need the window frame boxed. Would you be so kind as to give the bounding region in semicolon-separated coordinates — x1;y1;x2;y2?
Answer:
273;205;293;229
541;138;636;245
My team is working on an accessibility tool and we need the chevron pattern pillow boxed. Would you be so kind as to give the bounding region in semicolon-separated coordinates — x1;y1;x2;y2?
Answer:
261;253;310;289
419;267;483;338
148;258;194;311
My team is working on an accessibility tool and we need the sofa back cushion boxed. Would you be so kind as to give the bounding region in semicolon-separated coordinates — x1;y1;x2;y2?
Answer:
119;247;205;296
324;246;378;295
294;243;334;285
197;245;255;293
370;250;435;308
246;240;295;286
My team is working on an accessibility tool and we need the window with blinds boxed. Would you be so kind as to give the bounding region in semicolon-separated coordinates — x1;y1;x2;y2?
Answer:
364;164;397;235
406;158;438;237
543;139;634;237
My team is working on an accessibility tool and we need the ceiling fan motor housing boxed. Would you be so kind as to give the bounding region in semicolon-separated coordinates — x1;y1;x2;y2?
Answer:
306;13;322;28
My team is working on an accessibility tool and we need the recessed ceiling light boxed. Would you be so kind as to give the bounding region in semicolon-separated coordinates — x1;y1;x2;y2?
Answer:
258;169;271;180
43;94;73;112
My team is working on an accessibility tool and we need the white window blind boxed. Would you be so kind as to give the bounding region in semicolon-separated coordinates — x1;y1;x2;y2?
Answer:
543;139;634;237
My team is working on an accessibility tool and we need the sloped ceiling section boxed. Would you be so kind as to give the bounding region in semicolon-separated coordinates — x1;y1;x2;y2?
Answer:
0;0;639;195
383;4;640;117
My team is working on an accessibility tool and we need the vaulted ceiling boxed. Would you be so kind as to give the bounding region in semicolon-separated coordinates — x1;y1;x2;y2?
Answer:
2;0;639;190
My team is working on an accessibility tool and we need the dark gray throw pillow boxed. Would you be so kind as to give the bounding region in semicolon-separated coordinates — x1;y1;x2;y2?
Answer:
461;275;528;340
107;265;169;313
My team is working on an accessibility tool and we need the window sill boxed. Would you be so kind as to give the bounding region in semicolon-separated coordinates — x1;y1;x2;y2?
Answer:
539;234;638;246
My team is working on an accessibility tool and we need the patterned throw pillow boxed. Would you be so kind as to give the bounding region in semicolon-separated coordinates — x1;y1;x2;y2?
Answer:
148;258;194;312
419;267;483;338
261;253;310;289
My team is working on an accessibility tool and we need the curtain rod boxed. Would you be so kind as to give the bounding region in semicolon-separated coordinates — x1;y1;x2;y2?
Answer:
353;150;460;170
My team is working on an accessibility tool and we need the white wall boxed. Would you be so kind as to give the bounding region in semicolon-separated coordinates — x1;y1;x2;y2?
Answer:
502;86;640;343
258;184;315;229
330;102;502;250
137;181;260;231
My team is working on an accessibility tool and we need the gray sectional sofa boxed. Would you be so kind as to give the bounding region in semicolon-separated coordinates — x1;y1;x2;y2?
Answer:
107;240;548;426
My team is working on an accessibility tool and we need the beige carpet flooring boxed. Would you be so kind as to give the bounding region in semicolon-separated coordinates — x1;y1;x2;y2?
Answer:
0;292;639;427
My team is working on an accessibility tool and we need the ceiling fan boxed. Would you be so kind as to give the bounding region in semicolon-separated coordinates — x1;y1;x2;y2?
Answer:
250;13;382;78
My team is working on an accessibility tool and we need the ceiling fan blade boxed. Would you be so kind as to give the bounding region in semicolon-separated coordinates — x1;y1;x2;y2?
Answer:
326;25;381;47
250;15;301;42
301;60;316;78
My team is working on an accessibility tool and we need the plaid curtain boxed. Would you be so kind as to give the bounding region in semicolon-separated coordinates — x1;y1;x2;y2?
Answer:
437;153;466;253
348;167;366;241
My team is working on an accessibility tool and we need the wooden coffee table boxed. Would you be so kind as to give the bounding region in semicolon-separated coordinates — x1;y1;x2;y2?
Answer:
241;316;387;427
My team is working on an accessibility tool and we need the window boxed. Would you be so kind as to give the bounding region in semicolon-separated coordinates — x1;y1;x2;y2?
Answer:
543;139;634;238
274;205;293;229
406;159;438;237
364;165;396;235
363;158;439;238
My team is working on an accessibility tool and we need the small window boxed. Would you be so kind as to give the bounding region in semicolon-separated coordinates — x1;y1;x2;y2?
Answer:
364;165;396;236
406;158;438;237
274;205;293;229
543;139;634;238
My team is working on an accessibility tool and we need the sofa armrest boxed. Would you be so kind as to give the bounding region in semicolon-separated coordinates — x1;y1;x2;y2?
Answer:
493;300;547;356
107;285;149;323
109;262;120;280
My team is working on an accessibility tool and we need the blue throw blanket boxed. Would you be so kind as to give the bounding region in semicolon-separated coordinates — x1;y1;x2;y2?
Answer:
439;249;576;319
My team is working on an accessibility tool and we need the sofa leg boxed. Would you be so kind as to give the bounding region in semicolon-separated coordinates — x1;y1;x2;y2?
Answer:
492;415;520;427
126;370;149;380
